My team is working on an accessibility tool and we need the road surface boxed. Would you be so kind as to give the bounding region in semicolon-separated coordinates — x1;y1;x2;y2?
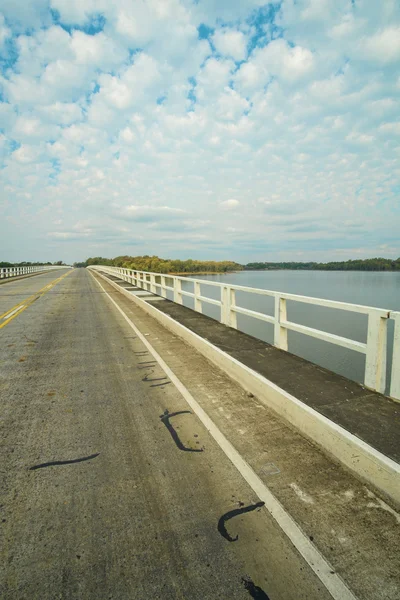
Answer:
0;268;398;599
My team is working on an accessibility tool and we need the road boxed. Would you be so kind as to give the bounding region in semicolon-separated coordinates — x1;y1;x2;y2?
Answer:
0;268;397;599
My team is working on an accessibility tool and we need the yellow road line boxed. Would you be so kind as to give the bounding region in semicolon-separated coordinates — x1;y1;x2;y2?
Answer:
0;270;72;330
0;271;69;320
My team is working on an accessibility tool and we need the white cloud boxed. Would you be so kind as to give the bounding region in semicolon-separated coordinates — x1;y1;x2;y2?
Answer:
359;26;400;64
0;0;51;31
262;39;315;82
196;57;235;101
37;102;83;126
379;122;400;135
94;53;161;112
49;0;107;26
216;89;249;121
235;61;266;92
221;199;240;209
70;30;127;67
121;205;187;221
212;29;248;61
119;126;135;143
12;144;41;164
48;230;91;240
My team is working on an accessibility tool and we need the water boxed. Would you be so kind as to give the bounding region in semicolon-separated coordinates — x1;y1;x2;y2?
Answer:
179;270;400;393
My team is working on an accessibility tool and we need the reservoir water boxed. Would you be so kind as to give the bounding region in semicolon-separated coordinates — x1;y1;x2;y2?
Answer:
182;270;400;393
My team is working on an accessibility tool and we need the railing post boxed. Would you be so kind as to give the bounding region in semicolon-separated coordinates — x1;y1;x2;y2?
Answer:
174;278;183;304
274;295;288;351
161;276;167;298
365;312;388;394
220;286;228;324
228;288;237;329
194;282;202;313
390;312;400;401
150;274;156;294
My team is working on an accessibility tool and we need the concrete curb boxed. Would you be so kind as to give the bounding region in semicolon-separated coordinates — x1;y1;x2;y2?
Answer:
91;269;400;507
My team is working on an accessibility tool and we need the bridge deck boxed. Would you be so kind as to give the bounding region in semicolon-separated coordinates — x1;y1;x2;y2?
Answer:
2;269;399;600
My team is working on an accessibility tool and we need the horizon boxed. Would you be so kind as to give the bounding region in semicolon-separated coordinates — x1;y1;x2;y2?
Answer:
1;1;399;264
3;254;400;268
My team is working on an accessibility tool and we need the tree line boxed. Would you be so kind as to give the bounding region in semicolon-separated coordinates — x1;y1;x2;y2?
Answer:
81;255;243;274
0;261;65;267
244;258;400;271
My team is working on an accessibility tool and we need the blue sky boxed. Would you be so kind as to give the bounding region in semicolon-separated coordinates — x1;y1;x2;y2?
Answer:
0;0;399;264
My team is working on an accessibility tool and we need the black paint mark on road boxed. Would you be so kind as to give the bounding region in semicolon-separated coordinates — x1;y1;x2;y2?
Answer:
217;502;265;542
160;409;203;452
142;374;168;382
151;381;172;388
138;361;157;365
242;576;270;599
29;453;100;470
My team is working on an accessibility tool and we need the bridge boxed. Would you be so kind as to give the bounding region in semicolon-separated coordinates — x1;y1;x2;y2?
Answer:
1;265;399;600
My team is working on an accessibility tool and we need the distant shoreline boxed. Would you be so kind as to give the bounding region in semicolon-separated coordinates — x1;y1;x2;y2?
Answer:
243;268;400;273
170;270;242;277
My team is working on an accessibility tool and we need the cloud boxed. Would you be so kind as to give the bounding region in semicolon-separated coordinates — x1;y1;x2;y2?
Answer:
0;0;399;264
379;122;400;135
221;199;240;209
212;29;248;61
120;205;187;222
257;39;315;83
48;231;89;240
359;26;400;65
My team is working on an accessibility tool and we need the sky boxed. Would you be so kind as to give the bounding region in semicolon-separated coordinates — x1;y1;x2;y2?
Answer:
0;0;399;265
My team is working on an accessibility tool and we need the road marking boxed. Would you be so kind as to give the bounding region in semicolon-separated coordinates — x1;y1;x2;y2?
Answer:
3;305;25;319
92;271;358;600
0;270;71;330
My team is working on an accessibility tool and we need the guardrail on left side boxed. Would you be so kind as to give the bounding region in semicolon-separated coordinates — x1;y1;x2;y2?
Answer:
0;266;71;279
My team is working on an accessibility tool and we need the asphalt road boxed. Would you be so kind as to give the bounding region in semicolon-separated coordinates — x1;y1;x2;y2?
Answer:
0;269;355;599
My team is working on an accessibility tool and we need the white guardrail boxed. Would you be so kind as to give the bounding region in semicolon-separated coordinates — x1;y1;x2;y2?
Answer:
0;265;70;279
89;265;400;401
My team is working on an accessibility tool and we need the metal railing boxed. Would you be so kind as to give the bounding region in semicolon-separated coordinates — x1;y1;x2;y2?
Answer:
89;265;400;400
0;265;70;279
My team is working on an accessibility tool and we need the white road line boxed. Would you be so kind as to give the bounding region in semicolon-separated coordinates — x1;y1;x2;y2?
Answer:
92;272;358;600
3;305;25;319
